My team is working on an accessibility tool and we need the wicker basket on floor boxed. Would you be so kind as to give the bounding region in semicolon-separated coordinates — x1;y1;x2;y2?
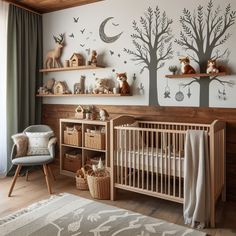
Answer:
75;165;92;190
87;169;110;200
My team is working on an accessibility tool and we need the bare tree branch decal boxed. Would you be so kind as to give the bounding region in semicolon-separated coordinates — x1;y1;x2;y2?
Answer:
175;0;236;106
124;6;173;105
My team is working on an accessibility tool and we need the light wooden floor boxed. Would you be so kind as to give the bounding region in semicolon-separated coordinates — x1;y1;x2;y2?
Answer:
0;167;236;236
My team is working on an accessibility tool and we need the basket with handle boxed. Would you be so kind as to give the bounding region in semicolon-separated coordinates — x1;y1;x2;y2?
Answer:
87;169;110;200
75;165;92;190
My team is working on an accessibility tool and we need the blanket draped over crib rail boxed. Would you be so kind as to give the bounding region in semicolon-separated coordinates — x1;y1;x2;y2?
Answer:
184;130;210;228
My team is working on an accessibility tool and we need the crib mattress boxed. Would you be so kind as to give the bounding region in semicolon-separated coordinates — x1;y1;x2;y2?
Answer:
115;148;185;177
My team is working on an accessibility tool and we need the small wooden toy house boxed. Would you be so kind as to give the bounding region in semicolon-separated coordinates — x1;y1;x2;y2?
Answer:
75;105;85;119
70;53;84;67
53;81;67;94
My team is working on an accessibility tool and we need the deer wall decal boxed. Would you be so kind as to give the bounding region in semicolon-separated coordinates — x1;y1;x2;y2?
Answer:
44;34;64;69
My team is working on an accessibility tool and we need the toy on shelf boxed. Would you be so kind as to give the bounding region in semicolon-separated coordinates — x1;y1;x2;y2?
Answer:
38;78;55;95
89;50;97;66
93;78;111;94
168;65;178;75
70;53;84;67
75;105;85;119
53;81;71;94
44;34;64;69
99;109;109;121
206;59;219;73
74;76;85;94
116;73;130;95
179;57;196;74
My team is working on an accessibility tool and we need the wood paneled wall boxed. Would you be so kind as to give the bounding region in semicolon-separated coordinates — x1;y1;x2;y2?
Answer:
42;104;236;201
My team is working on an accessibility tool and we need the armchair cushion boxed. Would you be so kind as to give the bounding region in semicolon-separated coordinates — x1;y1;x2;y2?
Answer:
12;155;53;166
26;131;54;156
11;133;28;157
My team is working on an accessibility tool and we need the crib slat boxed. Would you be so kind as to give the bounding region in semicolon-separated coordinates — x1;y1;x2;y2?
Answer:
151;131;154;192
156;131;159;193
133;130;136;188
129;130;131;186
165;133;167;194
161;132;163;194
173;133;176;197
138;130;140;189
168;132;171;196
146;130;149;190
117;129;119;184
121;130;124;185
142;130;144;189
179;133;182;198
125;130;127;186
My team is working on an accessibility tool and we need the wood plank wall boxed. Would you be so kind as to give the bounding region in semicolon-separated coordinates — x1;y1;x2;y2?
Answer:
42;104;236;201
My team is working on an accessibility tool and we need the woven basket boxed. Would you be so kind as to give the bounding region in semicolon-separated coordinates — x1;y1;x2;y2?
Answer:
87;169;110;200
75;165;92;190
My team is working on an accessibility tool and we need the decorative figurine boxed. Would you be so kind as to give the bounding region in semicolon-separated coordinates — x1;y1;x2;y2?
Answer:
70;53;84;67
206;59;219;73
168;65;178;75
44;34;64;69
116;73;130;95
99;109;109;121
179;57;196;74
89;50;97;66
93;78;111;94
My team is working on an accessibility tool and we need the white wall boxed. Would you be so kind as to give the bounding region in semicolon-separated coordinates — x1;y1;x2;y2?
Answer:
43;0;236;107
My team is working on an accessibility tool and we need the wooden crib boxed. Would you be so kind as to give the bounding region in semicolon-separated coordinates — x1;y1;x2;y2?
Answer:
110;115;226;227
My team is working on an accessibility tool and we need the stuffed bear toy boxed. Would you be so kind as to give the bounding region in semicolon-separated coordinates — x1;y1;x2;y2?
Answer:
93;78;110;94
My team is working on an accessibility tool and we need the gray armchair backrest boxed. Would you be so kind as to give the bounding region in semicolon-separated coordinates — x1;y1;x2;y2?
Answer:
23;125;53;133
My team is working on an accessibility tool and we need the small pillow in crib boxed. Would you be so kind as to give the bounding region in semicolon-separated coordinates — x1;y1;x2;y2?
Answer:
12;133;28;157
26;131;54;156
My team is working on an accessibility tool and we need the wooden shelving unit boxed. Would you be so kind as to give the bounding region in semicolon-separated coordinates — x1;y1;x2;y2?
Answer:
60;118;110;177
165;72;228;79
36;93;131;97
39;65;104;73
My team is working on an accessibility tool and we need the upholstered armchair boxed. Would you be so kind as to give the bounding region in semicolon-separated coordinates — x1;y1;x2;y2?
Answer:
8;125;57;197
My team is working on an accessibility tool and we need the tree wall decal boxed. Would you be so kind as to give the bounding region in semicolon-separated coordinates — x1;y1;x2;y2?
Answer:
124;6;173;105
175;0;236;107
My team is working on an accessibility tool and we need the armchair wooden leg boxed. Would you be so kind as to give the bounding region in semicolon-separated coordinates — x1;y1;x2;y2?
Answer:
8;165;22;197
43;164;52;194
26;170;29;181
48;165;56;181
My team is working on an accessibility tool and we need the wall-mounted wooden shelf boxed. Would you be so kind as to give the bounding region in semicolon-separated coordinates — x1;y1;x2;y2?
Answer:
39;65;105;73
36;93;131;97
165;72;228;78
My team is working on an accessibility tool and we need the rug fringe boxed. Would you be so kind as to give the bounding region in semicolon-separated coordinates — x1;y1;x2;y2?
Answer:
0;193;67;225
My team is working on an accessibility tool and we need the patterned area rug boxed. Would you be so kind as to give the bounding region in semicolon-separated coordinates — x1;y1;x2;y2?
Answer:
0;193;206;236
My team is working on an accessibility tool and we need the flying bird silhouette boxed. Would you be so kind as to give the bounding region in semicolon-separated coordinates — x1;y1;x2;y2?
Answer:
112;23;119;27
80;44;85;47
69;33;74;38
73;17;79;23
80;28;85;34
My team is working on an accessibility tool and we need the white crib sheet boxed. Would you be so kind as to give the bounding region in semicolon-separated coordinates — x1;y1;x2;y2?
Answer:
116;148;184;177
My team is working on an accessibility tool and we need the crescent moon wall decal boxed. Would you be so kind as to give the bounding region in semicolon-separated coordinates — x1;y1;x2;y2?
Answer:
99;17;123;43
